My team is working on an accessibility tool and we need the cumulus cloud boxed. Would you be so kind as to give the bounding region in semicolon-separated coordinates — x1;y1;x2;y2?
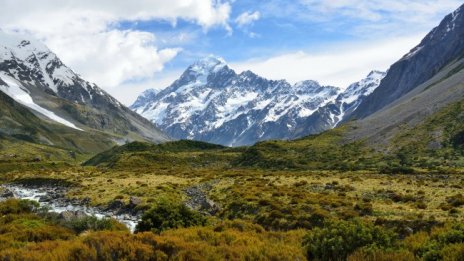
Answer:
48;30;180;88
0;0;232;89
230;34;424;88
235;11;261;27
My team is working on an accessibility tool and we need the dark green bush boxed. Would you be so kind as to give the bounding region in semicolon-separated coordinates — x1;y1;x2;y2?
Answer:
303;220;398;261
415;223;464;260
135;201;206;233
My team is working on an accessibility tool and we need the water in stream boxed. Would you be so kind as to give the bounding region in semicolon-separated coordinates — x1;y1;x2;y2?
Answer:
1;185;140;232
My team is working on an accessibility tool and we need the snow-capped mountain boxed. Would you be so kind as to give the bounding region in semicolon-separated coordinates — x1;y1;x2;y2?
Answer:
132;56;385;146
132;89;158;110
287;70;386;139
0;31;169;152
0;31;121;108
329;70;386;126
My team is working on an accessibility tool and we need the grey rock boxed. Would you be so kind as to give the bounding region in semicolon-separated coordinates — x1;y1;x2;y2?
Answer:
106;199;125;210
129;196;142;207
405;226;414;235
39;195;51;202
59;210;88;221
185;182;220;215
0;188;14;198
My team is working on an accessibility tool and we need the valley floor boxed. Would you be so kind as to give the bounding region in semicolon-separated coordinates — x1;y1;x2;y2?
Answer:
0;159;463;260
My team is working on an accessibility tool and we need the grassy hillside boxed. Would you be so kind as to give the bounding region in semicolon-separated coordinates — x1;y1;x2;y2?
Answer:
233;125;384;171
83;140;238;169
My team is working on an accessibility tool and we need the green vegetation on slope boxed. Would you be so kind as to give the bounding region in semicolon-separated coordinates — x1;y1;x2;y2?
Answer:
388;99;464;169
233;125;384;171
83;140;237;169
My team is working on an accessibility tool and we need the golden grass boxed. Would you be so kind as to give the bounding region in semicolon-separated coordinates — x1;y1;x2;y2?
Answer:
2;164;463;222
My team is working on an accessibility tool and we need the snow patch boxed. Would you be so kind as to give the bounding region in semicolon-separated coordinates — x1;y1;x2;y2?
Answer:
0;73;82;131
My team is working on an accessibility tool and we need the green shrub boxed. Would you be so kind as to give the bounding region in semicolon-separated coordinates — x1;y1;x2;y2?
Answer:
416;223;464;260
348;249;415;261
354;202;374;216
0;199;38;215
62;216;128;234
135;201;206;233
303;220;398;261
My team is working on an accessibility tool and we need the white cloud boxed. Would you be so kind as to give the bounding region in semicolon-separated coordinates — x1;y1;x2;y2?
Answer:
0;0;232;90
113;70;183;105
298;0;462;22
230;34;424;88
264;0;463;37
0;0;232;32
235;11;261;27
47;29;180;88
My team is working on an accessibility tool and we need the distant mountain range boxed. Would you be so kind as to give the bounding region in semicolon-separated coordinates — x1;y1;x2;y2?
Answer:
0;31;169;154
131;56;385;146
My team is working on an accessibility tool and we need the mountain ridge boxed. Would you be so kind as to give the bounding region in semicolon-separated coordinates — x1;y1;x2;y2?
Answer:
131;56;384;146
351;3;464;119
0;31;170;153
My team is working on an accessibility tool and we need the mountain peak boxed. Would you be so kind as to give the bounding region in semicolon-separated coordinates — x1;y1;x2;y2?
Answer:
0;31;50;61
0;31;169;147
366;70;386;81
130;88;158;109
190;55;227;74
367;70;385;77
238;70;258;78
294;80;321;88
174;55;231;87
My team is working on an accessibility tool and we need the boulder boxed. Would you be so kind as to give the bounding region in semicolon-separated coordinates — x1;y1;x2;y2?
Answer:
129;196;142;208
106;199;125;210
59;210;87;221
0;188;14;198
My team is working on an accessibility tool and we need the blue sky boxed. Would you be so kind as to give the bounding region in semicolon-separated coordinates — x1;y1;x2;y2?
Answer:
1;0;463;104
115;1;409;72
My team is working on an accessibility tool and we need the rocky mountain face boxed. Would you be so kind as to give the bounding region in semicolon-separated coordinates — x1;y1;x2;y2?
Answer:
0;31;169;153
289;70;385;139
132;56;384;146
351;3;464;119
343;4;464;150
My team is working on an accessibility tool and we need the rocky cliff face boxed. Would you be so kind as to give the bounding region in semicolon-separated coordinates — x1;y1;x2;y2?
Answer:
341;4;464;150
351;3;464;119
